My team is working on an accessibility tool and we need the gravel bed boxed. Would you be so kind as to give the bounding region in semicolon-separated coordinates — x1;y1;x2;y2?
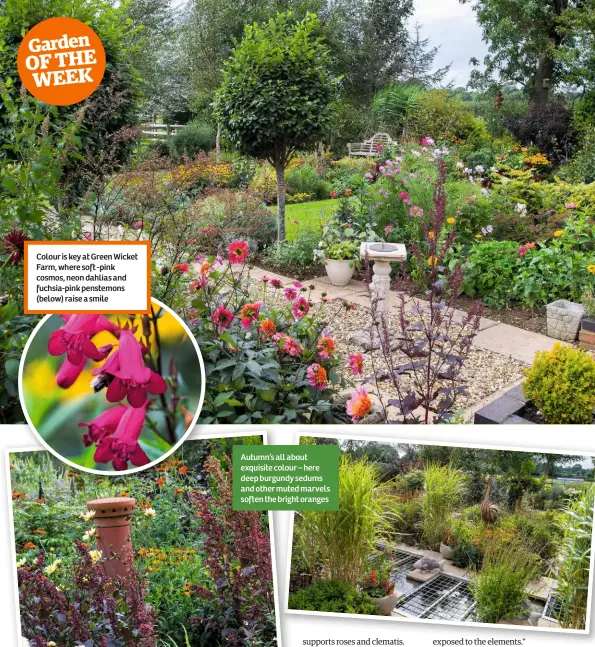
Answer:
248;281;526;418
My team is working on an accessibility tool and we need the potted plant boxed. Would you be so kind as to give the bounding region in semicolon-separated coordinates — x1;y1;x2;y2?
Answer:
360;567;397;616
324;240;359;286
580;291;595;350
440;529;457;560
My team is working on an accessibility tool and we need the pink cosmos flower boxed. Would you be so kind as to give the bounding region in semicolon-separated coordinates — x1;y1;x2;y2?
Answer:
398;192;409;200
228;240;249;264
306;364;328;390
82;232;92;240
348;353;364;376
134;221;144;229
384;224;394;236
94;400;151;471
270;279;283;289
293;281;303;288
565;202;577;209
48;315;115;365
78;405;128;447
212;305;234;330
103;329;167;408
292;297;310;318
284;287;297;301
409;206;424;217
260;275;271;283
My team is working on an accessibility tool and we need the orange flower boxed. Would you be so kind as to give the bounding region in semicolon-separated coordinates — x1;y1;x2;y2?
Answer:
32;529;46;535
199;262;212;276
179;466;189;475
175;489;185;495
35;499;45;504
157;477;166;487
344;189;352;196
316;336;335;359
12;492;24;500
23;542;36;550
259;319;276;337
346;387;372;422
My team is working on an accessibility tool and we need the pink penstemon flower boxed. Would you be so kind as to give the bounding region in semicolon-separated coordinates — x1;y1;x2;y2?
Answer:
48;314;115;365
78;405;128;447
94;400;151;470
103;329;167;408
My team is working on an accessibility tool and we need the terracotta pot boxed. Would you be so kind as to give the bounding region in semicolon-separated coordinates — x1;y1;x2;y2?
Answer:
325;258;354;286
87;497;136;587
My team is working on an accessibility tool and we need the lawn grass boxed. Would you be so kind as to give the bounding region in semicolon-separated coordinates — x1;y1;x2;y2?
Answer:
269;199;337;240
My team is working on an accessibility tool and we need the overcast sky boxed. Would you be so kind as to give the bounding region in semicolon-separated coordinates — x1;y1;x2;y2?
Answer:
410;0;489;87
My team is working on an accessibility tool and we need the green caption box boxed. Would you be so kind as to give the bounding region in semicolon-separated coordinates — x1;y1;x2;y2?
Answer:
232;445;339;511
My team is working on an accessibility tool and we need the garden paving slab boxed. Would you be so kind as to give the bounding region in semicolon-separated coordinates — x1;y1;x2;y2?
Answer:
527;576;558;602
473;323;566;365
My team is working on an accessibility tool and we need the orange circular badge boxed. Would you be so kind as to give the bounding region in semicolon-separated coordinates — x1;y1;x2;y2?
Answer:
17;17;106;106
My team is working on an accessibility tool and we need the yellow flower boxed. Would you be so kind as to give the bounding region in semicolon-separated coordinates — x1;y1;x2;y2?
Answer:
80;510;96;521
89;550;102;564
16;558;26;568
427;256;438;267
48;642;57;647
475;234;482;239
427;231;435;240
446;217;456;225
44;559;61;575
82;528;96;541
587;265;595;274
553;230;564;237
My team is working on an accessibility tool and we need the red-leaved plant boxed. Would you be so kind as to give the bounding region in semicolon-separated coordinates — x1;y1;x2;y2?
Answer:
363;159;484;423
191;455;275;646
18;541;156;647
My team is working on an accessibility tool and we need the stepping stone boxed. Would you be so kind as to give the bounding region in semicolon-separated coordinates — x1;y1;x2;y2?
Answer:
474;323;566;365
407;569;440;583
527;576;558;602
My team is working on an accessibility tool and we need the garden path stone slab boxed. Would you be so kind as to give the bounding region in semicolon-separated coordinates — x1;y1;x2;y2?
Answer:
527;577;558;602
407;569;440;583
473;323;567;364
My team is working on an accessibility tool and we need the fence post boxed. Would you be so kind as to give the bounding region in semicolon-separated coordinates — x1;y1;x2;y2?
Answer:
166;124;171;138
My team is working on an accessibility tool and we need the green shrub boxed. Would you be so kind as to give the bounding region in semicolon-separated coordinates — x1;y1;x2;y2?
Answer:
288;580;380;615
465;148;496;171
265;230;321;268
170;122;216;160
559;129;595;184
523;344;595;424
452;542;483;570
500;511;563;561
396;469;425;493
462;241;523;308
286;162;327;199
472;538;541;623
407;90;487;143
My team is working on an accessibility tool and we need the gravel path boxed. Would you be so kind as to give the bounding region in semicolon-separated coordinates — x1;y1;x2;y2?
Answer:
249;280;526;419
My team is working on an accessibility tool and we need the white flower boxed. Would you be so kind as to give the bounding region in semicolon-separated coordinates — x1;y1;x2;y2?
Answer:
411;149;421;157
515;203;527;217
82;528;96;541
144;507;156;518
475;165;485;173
490;166;498;173
80;510;96;522
47;642;57;647
481;188;489;196
89;549;102;564
464;168;472;174
16;558;26;568
442;147;449;155
456;161;464;169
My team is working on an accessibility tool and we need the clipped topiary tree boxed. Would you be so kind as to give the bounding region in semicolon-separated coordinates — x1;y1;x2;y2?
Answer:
214;12;338;241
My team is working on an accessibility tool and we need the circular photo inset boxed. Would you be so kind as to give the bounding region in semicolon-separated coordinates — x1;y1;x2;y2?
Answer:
19;299;205;474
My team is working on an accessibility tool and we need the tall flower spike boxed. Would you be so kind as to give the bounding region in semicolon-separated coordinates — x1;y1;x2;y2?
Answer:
94;401;151;470
78;405;128;447
48;315;113;365
104;329;167;407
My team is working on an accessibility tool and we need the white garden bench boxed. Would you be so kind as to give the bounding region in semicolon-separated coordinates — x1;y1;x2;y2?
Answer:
347;132;394;157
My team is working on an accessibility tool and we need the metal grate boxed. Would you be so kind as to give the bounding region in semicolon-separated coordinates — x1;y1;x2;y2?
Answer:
542;592;563;623
390;550;422;594
394;573;476;621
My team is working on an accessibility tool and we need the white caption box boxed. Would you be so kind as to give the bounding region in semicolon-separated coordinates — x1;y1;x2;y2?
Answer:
24;241;151;314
